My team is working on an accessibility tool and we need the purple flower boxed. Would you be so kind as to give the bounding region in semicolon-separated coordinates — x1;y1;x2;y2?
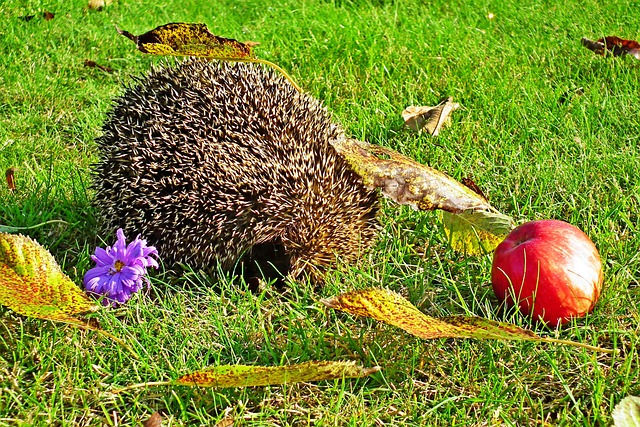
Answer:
83;229;159;306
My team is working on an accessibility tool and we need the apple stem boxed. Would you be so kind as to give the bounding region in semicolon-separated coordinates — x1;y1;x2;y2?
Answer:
538;337;616;354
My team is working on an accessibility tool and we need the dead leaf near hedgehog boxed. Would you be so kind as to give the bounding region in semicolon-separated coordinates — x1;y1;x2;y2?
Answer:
88;0;112;10
402;97;460;135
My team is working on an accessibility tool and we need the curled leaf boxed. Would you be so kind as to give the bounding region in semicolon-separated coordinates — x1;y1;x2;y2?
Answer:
0;233;97;325
402;97;460;135
113;361;380;393
117;22;254;59
441;210;515;255
322;288;613;353
331;138;495;213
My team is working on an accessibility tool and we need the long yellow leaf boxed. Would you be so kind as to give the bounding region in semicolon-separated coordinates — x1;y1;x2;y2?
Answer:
321;288;613;353
113;361;380;393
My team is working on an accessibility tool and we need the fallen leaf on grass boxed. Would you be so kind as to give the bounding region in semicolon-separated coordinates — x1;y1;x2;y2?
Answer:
331;138;495;213
117;22;254;59
142;412;162;427
88;0;112;10
331;137;514;254
402;97;460;135
117;22;302;92
113;361;380;393
612;396;640;427
5;168;16;191
19;12;55;21
440;210;515;255
83;60;114;73
0;233;97;325
582;36;640;60
321;288;614;353
0;232;138;357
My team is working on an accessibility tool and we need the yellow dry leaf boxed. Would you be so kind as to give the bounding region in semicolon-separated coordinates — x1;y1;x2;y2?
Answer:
322;288;613;352
174;361;379;387
0;233;97;325
114;361;380;393
117;23;254;59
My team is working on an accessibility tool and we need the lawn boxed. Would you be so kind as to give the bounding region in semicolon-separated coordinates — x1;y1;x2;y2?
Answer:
0;0;639;425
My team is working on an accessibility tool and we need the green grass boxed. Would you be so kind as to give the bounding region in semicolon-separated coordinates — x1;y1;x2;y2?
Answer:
1;0;639;425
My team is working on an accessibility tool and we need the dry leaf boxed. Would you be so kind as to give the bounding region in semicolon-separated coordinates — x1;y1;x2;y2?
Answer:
215;417;234;427
116;23;254;59
143;412;162;427
612;396;640;427
402;97;460;135
582;36;640;60
84;59;114;73
5;168;16;191
42;11;54;20
114;361;380;393
330;138;514;255
0;232;138;357
461;177;486;200
322;288;613;352
88;0;112;10
331;137;494;213
0;233;97;325
174;361;379;387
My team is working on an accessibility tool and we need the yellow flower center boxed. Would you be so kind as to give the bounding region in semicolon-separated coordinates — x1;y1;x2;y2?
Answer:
114;260;125;272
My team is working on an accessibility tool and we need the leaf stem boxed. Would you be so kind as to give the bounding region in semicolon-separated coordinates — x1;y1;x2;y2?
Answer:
223;57;302;92
538;337;616;354
111;381;172;394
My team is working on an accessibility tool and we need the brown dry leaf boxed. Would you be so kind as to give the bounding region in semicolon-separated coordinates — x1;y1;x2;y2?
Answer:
5;168;16;191
83;59;114;73
142;412;162;427
42;11;54;20
582;36;640;60
402;97;460;135
322;288;613;353
116;23;254;59
461;177;486;200
215;417;234;427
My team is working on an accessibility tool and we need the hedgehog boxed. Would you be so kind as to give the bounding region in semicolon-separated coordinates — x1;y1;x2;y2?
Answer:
92;59;380;284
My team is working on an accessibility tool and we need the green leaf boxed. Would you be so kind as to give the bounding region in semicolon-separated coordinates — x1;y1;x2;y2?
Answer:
440;210;515;255
321;288;613;353
0;233;97;325
612;396;640;427
113;361;380;393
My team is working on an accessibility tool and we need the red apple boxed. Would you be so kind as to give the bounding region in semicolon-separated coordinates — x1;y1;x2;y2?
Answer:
491;219;603;326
